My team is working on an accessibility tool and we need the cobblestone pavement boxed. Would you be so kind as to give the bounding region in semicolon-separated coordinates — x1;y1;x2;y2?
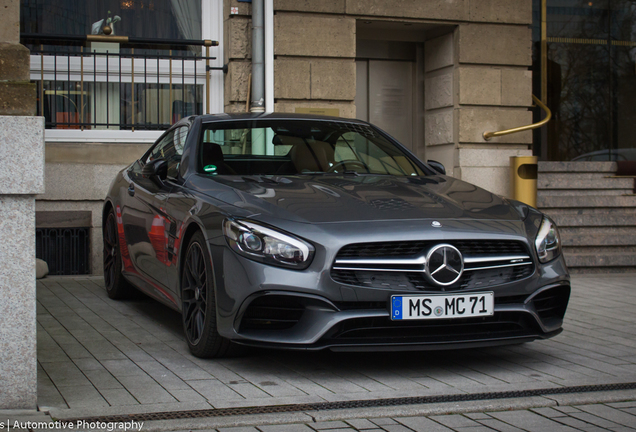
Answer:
36;274;636;423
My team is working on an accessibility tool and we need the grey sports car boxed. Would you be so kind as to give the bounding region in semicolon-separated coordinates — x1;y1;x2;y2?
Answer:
103;113;570;358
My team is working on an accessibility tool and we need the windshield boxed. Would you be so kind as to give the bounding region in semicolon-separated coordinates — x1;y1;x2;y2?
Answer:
198;120;427;176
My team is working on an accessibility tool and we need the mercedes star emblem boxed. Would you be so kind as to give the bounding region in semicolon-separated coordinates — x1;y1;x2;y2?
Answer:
425;244;464;286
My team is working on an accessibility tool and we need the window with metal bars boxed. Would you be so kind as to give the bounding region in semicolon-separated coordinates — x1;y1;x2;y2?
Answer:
36;227;91;275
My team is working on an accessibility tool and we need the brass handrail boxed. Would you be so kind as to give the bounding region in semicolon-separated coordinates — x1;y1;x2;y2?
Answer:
483;95;552;141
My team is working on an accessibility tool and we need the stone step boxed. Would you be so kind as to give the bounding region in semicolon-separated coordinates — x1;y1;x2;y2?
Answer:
539;189;632;197
563;250;636;268
559;227;636;247
536;162;634;274
563;245;636;255
541;208;636;228
538;161;617;174
569;266;636;274
538;194;636;209
538;172;634;191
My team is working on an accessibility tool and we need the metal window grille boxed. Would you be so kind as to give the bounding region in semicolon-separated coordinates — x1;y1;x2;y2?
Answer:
21;34;224;130
36;227;90;275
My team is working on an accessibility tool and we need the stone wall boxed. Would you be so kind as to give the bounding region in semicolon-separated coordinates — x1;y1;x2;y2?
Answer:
0;0;42;409
453;19;534;197
36;143;150;276
224;0;357;117
0;116;44;409
423;10;534;195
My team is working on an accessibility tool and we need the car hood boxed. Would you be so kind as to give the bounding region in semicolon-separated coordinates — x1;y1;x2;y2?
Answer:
189;174;521;224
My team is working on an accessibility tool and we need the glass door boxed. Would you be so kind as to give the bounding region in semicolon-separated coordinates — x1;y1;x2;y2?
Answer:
532;0;636;161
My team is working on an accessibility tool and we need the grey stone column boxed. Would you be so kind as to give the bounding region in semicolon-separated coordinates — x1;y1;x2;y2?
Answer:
0;0;44;409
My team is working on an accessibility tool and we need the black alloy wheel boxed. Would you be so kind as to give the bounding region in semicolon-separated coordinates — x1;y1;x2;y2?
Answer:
181;231;240;358
182;239;208;345
103;209;132;299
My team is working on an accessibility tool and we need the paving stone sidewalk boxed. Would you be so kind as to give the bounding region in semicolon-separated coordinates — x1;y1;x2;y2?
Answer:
175;399;636;432
36;274;636;420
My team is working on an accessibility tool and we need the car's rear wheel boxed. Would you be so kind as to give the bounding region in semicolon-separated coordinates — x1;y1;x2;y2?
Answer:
181;231;242;358
103;209;133;299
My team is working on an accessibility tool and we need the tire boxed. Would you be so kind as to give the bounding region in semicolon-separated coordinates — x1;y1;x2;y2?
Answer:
103;208;133;299
181;231;244;358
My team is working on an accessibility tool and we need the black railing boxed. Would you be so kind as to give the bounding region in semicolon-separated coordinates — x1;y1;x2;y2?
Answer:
22;34;225;131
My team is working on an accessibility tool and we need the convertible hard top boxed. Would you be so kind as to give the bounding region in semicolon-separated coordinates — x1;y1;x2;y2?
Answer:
197;112;370;125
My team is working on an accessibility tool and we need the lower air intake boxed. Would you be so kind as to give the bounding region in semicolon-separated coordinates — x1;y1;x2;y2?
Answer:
239;295;305;331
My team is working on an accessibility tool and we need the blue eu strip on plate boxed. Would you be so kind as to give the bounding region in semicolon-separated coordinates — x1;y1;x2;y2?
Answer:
392;296;403;320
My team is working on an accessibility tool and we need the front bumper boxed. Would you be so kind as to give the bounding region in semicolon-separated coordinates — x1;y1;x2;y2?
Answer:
210;238;570;351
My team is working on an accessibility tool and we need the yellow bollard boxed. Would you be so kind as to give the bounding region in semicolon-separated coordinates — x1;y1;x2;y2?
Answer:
510;156;538;208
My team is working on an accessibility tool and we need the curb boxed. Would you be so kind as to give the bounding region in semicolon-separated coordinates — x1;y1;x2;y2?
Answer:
130;389;636;432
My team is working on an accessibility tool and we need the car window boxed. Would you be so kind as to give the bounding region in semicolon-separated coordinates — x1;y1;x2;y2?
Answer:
198;120;426;176
146;126;188;179
333;131;423;176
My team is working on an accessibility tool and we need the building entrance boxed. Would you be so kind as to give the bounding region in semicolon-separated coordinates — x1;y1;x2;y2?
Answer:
356;59;414;150
354;29;425;157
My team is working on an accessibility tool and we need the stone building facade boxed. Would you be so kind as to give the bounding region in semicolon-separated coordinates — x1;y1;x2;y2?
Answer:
225;0;535;196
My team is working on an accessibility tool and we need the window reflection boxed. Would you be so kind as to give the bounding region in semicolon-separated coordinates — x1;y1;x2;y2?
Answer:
21;0;202;44
532;0;636;161
22;0;207;130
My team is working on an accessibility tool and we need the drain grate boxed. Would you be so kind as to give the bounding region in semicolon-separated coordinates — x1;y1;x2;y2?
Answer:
58;382;636;424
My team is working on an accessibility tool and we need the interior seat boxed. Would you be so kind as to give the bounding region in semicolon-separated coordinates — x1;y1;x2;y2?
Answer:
288;139;335;173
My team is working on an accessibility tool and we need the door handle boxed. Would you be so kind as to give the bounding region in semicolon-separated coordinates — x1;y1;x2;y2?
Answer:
127;184;135;196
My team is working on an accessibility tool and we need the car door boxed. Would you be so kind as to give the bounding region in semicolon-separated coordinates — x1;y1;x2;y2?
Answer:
159;126;198;292
154;126;193;294
120;127;186;290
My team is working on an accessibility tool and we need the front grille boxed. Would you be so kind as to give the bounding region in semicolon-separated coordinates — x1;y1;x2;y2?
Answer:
331;270;434;290
239;296;305;331
328;312;539;343
531;285;570;321
453;240;527;256
331;240;534;291
461;265;534;290
336;240;526;259
337;241;431;258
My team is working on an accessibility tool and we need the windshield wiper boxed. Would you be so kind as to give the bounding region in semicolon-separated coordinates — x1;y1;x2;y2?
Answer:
342;170;360;176
296;171;361;176
241;176;280;184
297;170;364;176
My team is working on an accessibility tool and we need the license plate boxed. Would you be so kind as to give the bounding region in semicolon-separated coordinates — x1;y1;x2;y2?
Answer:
391;292;494;320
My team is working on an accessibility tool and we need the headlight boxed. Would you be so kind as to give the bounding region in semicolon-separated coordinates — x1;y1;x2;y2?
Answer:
223;219;315;269
535;217;561;263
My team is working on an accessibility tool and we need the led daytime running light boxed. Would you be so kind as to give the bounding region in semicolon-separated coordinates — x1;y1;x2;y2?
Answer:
535;217;561;263
223;219;314;269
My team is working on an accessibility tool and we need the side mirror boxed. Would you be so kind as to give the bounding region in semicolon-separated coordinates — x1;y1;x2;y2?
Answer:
141;158;168;185
427;160;446;175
